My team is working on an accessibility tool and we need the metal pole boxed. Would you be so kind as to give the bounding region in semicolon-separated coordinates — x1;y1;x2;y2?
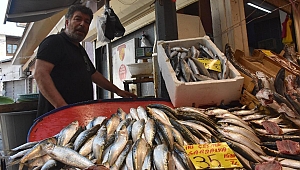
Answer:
105;0;113;98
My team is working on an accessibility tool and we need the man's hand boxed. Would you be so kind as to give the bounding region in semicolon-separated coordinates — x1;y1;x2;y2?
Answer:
116;89;137;98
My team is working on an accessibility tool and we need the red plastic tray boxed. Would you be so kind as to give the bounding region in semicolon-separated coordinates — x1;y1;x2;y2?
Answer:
28;98;173;142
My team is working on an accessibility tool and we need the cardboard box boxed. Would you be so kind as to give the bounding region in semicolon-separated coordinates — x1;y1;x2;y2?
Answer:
157;36;244;107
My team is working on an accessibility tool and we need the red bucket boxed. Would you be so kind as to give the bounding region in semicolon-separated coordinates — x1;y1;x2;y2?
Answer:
27;98;173;142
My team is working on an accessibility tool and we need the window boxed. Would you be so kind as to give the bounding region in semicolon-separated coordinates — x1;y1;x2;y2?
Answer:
7;44;18;55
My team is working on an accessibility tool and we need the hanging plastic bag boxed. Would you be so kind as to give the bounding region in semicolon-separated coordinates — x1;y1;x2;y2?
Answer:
96;7;125;42
96;13;110;43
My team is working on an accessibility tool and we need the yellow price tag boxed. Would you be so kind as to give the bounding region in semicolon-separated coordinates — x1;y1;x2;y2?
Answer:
260;50;275;57
184;142;242;169
197;58;222;72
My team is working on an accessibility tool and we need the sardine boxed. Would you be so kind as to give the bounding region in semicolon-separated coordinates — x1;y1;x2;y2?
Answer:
144;118;156;147
42;143;94;169
73;124;100;151
137;106;148;121
110;140;132;170
153;144;171;170
92;125;107;164
131;119;145;142
132;138;151;170
107;125;128;166
78;135;96;157
57;120;79;146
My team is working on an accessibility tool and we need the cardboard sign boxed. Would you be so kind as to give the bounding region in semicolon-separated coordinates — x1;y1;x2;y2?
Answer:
184;142;242;169
197;58;222;72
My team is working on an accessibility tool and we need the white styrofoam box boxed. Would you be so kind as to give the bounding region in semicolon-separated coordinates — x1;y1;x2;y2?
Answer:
157;36;244;108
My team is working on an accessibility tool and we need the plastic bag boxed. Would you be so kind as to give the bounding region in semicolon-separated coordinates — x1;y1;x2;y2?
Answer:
96;13;110;43
96;7;125;42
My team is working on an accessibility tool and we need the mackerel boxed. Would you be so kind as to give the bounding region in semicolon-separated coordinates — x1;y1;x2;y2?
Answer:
169;118;198;144
218;129;265;155
215;113;248;125
220;125;261;144
223;138;263;163
217;118;255;133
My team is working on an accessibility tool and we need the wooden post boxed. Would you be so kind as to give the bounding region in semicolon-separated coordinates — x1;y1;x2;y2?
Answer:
292;3;300;52
210;0;249;55
155;0;178;99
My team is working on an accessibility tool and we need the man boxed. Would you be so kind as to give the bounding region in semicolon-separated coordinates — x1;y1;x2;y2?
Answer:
34;4;136;118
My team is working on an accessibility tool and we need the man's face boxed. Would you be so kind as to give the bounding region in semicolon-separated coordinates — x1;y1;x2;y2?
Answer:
65;11;91;43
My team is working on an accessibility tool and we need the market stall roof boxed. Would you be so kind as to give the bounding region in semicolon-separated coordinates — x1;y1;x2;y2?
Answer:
4;0;81;23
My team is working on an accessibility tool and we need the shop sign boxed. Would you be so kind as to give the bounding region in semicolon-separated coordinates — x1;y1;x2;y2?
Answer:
184;142;242;169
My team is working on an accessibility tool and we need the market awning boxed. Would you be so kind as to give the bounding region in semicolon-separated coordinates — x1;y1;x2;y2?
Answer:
4;0;81;23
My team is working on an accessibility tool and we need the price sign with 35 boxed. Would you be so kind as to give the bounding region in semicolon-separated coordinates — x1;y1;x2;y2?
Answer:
184;143;242;169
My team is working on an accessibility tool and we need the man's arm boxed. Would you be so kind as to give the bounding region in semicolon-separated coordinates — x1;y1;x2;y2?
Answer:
34;59;68;108
91;71;137;98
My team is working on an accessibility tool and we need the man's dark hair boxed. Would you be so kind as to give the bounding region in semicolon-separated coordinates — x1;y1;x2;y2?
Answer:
65;4;93;21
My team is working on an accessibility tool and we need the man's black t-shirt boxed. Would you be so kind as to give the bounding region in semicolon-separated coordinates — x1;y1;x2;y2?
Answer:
36;32;96;118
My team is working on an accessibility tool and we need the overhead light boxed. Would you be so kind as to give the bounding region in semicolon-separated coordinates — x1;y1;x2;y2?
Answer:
247;2;271;13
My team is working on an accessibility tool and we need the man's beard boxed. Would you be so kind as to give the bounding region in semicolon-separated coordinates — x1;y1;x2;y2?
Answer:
66;31;85;42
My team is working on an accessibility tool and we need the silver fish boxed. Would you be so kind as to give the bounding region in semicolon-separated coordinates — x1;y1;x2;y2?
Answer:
107;125;128;166
180;58;192;82
19;137;57;170
218;129;265;155
220;125;260;144
129;108;140;120
190;57;211;78
42;143;94;169
153;144;172;170
79;135;96;157
57;120;79;146
132;138;151;170
117;108;127;121
106;114;121;137
125;148;134;170
92;125;107;164
144;118;156;147
110;140;132;170
215;113;249;125
73;124;100;151
137;106;148;121
41;159;57;170
131;119;145;142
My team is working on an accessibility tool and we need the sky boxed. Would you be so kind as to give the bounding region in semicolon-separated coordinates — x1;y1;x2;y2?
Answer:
0;0;25;36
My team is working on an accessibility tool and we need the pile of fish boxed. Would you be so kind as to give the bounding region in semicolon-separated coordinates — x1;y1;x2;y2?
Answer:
164;42;230;82
6;103;300;170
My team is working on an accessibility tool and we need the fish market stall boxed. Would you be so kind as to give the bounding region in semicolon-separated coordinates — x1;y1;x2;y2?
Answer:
5;37;300;170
